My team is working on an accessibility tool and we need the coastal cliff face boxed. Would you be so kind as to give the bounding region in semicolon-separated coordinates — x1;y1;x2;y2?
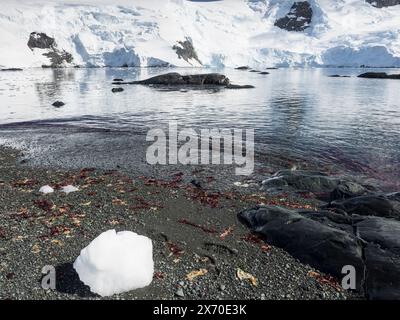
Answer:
1;0;400;68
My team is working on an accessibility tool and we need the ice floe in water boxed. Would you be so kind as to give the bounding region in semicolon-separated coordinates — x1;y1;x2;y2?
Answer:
73;229;154;297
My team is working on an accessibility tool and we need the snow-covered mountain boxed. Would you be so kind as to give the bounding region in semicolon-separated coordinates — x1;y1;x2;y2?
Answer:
1;0;400;68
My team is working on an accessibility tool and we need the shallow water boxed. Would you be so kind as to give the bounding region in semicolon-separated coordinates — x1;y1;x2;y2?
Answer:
0;67;399;188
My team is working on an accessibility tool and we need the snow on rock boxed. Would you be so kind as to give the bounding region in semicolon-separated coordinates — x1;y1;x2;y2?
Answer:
39;185;54;194
73;229;154;297
1;0;400;68
61;185;79;194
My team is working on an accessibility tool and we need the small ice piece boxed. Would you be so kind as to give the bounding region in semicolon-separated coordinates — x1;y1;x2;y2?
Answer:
73;229;154;297
234;181;249;188
39;185;54;194
61;185;79;194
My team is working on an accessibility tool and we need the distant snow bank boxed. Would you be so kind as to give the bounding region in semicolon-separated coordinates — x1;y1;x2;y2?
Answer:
1;0;400;68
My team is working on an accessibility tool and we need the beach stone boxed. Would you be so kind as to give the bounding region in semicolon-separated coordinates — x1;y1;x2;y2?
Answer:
274;1;313;32
238;205;364;289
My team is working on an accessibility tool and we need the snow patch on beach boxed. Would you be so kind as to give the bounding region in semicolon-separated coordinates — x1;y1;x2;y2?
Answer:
0;0;400;68
73;229;154;297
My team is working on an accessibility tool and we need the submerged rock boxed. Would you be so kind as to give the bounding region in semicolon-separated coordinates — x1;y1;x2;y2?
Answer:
358;72;400;79
274;1;313;32
328;74;351;78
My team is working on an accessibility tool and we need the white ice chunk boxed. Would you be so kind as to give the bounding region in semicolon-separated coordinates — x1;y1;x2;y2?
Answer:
61;185;79;194
39;185;54;194
73;229;154;297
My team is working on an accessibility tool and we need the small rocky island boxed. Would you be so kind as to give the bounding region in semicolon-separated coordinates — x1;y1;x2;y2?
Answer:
112;72;255;89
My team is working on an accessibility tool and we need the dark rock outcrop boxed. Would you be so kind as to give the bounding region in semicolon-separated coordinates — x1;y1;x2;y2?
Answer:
238;206;365;290
259;72;270;75
172;37;202;65
274;1;313;32
52;101;65;107
366;0;400;8
28;32;55;50
111;88;124;93
358;72;400;79
27;32;73;68
239;205;400;298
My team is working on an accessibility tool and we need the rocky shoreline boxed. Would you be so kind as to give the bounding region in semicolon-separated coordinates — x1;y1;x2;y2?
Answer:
0;146;360;300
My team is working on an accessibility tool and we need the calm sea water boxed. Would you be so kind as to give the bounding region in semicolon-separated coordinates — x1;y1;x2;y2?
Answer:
0;67;399;188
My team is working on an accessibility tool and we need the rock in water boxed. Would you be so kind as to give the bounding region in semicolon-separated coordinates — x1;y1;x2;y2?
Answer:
52;101;65;107
137;73;229;86
73;229;154;297
112;87;124;93
358;72;400;79
366;0;400;8
274;1;313;32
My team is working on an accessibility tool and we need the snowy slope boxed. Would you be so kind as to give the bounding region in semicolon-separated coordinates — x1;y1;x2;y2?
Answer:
0;0;400;68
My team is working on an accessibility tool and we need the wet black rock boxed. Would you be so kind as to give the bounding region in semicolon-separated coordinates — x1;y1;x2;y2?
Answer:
358;72;400;79
113;78;124;82
249;70;260;73
366;0;400;8
274;1;313;32
259;72;270;75
111;88;124;93
329;194;400;218
172;37;202;65
238;206;364;289
52;101;65;107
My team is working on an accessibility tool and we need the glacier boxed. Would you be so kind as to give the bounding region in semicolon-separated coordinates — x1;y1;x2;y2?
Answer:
1;0;400;69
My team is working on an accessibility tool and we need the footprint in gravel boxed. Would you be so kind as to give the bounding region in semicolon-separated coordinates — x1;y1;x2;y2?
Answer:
202;242;238;263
